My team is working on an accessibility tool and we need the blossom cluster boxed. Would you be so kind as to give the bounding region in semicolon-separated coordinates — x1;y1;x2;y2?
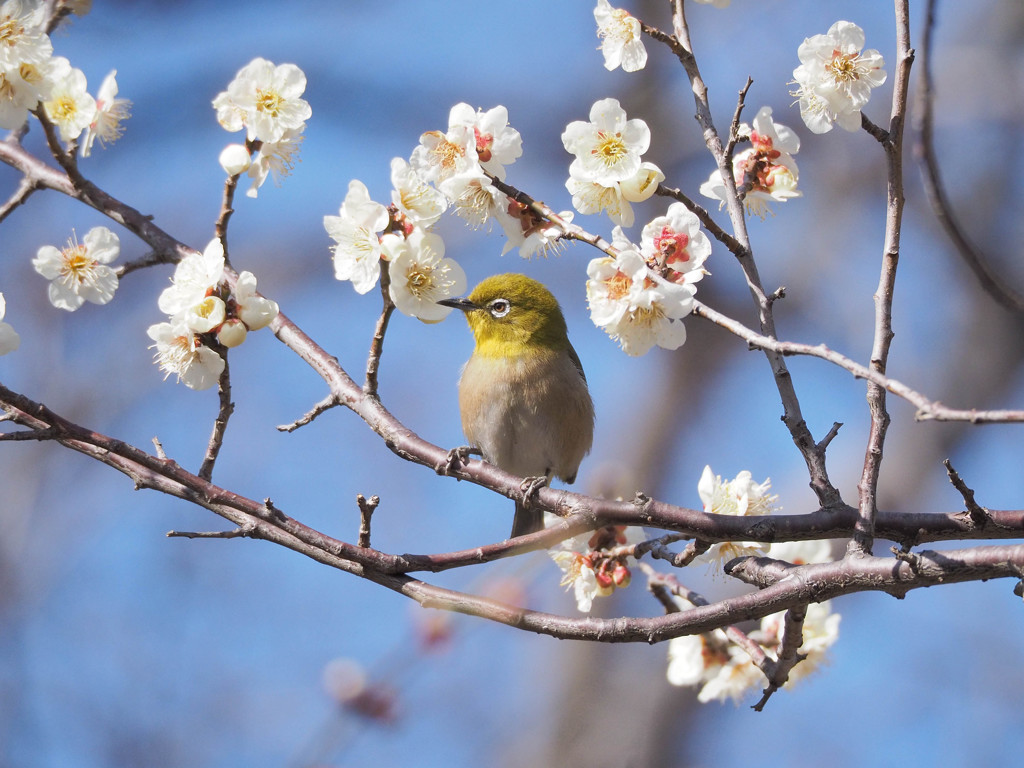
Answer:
693;464;779;571
549;523;646;612
326;102;555;323
666;541;840;703
700;106;801;219
147;240;279;390
791;20;887;134
585;202;710;356
562;98;663;228
0;0;129;154
213;57;312;198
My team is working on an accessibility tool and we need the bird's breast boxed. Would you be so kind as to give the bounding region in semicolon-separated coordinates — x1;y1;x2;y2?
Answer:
457;349;594;482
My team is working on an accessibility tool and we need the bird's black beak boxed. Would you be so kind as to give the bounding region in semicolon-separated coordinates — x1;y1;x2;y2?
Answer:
437;296;479;313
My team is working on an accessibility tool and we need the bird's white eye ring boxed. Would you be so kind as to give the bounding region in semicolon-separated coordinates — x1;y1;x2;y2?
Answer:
488;298;511;318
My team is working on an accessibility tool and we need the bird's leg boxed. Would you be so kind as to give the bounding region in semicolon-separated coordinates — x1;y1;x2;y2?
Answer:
519;474;550;508
441;445;481;476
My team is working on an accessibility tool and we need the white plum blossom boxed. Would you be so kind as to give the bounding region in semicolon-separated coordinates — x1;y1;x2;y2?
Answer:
767;538;834;566
640;202;711;284
0;0;51;71
562;98;651;186
446;102;522;181
566;160;663;228
212;57;312;143
667;624;764;704
440;166;505;229
0;53;58;130
324;179;390;294
409;122;478;186
244;126;304;198
694;465;779;572
700;106;801;219
791;20;887;134
493;199;571;259
80;69;130;157
146;240;277;388
390;157;447;229
549;524;645;613
234;270;279;330
40;56;96;142
147;319;225;390
586;235;696;355
157;239;226;321
0;292;19;355
594;0;647;72
386;229;466;324
32;225;119;311
695;644;765;704
183;295;226;334
562;99;663;225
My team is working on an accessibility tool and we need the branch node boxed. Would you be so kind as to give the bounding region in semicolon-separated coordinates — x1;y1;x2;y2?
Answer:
357;493;381;548
943;459;988;525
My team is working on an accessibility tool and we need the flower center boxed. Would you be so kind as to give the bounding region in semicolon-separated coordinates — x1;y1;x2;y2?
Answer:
826;50;863;83
62;245;93;281
0;19;24;47
605;269;633;301
50;95;78;122
426;132;465;173
593;131;628;167
654;227;690;264
599;9;634;42
474;126;494;163
255;88;284;117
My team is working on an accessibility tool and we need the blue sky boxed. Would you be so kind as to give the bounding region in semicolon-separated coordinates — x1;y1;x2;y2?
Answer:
2;1;1023;766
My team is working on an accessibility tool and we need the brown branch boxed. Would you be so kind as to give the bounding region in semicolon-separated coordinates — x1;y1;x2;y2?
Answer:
654;184;743;255
691;300;1024;423
660;0;842;511
198;349;234;481
912;0;1024;314
852;1;914;556
364;260;394;397
357;494;380;548
277;392;341;432
752;605;806;711
0;173;39;225
943;459;988;525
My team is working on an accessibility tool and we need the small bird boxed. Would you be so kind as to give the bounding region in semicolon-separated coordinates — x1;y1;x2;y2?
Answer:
438;273;595;537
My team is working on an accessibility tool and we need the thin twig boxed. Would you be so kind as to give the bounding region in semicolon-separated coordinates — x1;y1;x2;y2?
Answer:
663;0;843;510
692;300;1024;423
654;184;744;255
198;350;234;481
943;459;988;525
0;174;39;225
278;393;341;432
851;1;914;556
364;260;395;397
913;0;1024;314
752;605;806;711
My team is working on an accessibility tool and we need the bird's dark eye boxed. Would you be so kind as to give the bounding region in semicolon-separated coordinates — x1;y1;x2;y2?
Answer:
488;298;511;318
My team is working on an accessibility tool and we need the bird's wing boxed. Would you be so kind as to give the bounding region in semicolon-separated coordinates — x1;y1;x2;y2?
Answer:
567;342;588;384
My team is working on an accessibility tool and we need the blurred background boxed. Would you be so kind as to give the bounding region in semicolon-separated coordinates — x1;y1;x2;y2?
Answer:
2;0;1024;765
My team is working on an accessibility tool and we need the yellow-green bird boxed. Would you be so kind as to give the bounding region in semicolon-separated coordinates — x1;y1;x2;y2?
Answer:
438;273;595;537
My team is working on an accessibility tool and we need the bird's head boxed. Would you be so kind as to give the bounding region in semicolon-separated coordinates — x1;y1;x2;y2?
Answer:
438;273;570;357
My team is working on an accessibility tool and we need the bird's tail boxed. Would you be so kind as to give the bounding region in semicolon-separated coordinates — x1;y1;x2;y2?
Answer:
511;502;543;538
